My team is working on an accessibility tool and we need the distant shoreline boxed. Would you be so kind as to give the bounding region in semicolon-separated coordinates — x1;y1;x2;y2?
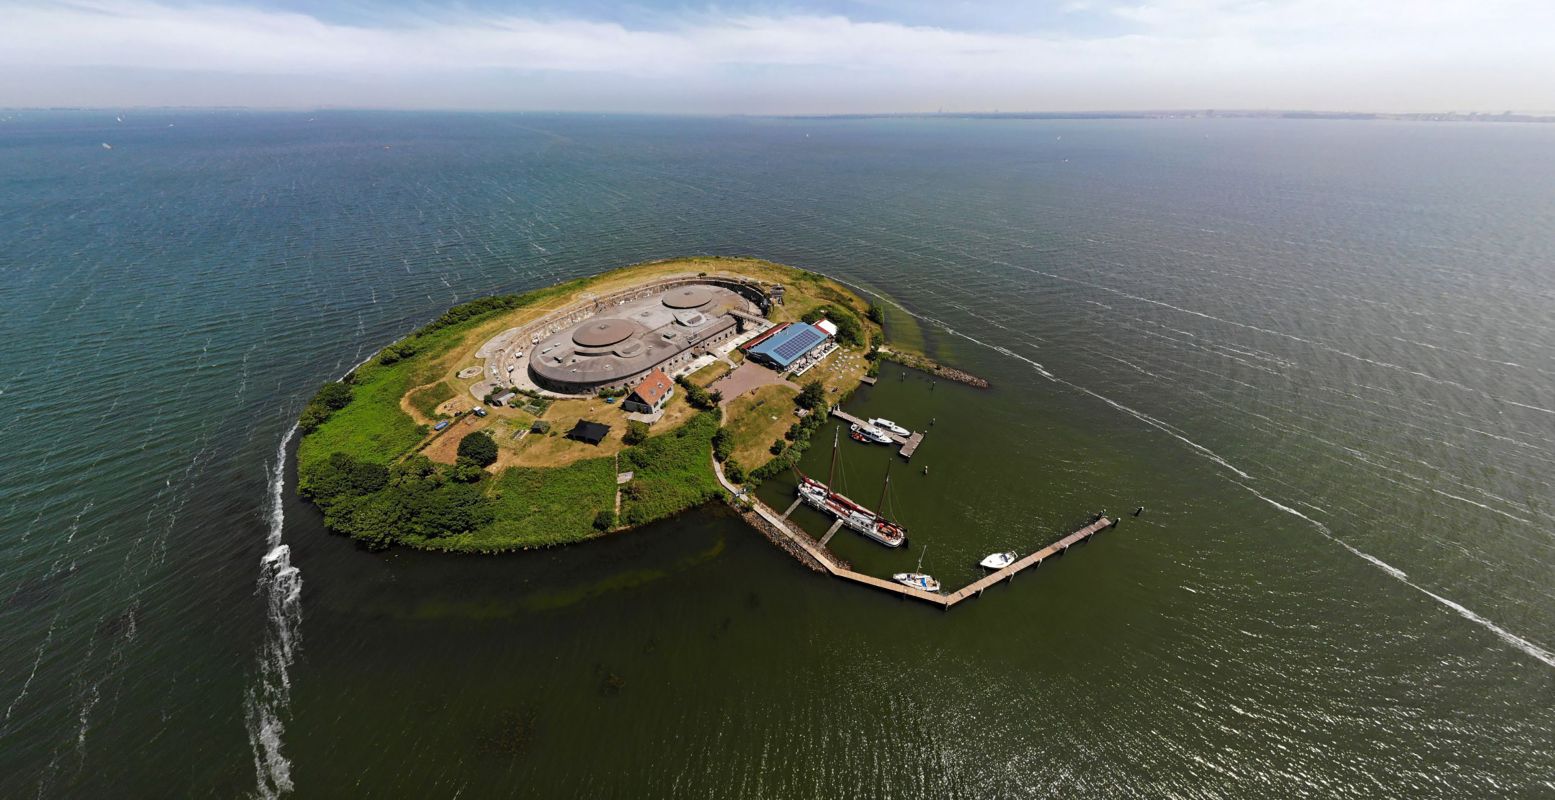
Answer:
5;107;1554;124
777;110;1555;124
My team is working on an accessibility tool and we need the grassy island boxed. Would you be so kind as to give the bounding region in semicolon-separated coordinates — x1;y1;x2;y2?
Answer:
296;257;883;553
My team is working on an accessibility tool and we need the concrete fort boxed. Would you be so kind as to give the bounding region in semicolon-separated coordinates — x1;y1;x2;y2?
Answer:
528;279;765;394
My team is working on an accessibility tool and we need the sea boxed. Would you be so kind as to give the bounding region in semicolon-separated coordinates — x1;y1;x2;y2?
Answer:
1;111;1552;798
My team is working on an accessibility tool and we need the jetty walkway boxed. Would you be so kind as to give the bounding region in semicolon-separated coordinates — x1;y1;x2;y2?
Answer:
828;408;925;459
714;454;1113;609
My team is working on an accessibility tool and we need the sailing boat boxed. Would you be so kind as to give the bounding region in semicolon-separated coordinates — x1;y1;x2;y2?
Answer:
796;427;907;548
893;544;940;592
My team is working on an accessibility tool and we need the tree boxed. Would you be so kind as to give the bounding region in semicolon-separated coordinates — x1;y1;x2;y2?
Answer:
867;303;885;325
712;428;733;461
624;420;650;445
449;457;486;483
797;380;827;411
313;381;354;411
457;431;499;467
593;509;616;531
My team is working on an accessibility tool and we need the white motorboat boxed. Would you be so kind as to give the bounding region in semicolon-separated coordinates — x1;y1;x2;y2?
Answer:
892;572;940;592
868;418;910;437
980;551;1017;570
850;423;892;444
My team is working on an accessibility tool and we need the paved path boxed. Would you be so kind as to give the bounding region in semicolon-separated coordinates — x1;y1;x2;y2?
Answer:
712;362;798;406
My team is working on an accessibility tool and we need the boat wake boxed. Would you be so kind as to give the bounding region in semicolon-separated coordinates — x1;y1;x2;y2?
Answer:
1237;483;1555;668
874;292;1555;671
244;424;302;798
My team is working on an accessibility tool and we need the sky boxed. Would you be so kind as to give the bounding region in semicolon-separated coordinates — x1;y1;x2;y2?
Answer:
2;0;1552;113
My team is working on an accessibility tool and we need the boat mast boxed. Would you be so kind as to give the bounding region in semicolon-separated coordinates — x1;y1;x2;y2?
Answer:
828;425;839;488
875;457;892;520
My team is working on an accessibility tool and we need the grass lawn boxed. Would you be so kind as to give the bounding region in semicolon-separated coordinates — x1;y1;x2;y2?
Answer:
452;457;618;550
686;360;732;388
724;384;800;469
406;379;456;421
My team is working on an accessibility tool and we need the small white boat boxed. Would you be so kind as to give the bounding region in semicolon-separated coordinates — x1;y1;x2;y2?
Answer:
893;573;940;592
850;423;892;444
868;418;910;436
980;551;1017;570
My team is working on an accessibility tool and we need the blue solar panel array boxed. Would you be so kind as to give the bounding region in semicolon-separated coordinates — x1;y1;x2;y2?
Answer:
750;324;829;368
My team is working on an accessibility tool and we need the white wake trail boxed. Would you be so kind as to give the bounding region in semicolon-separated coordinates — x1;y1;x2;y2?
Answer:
1238;484;1555;669
870;288;1555;671
244;424;302;799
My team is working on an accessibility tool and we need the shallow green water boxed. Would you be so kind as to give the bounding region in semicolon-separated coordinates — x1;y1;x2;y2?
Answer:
1;111;1552;797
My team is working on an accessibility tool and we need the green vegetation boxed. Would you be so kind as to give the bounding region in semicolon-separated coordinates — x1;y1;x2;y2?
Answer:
802;304;864;346
475;458;618;549
457;431;499;467
676;375;722;410
685;360;732;387
407;380;455;419
298;380;354;433
618;412;723;527
301;454;496;551
295;256;877;553
797;380;827;411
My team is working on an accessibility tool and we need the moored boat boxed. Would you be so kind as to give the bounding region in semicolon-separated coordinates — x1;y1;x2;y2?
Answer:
794;428;908;548
979;551;1017;569
892;572;940;592
850;423;892;444
868;418;910;436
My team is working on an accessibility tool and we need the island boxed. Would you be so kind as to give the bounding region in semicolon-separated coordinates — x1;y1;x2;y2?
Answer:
295;257;890;553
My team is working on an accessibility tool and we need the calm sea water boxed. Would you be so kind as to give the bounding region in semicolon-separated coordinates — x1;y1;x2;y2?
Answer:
2;111;1553;798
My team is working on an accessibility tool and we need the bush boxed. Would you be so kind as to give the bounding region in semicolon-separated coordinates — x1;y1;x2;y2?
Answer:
377;341;418;365
594;509;617;531
712;427;733;461
531;420;551;434
299;451;496;549
677;376;719;410
624;420;650;445
449;457;486;483
298;380;355;433
867;303;884;325
724;459;746;484
457;431;499;467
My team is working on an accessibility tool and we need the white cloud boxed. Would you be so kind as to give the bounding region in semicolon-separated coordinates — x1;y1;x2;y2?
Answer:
1;0;1551;112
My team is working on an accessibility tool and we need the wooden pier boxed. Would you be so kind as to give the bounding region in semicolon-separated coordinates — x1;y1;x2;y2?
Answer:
829;409;926;459
941;515;1113;604
712;455;1115;609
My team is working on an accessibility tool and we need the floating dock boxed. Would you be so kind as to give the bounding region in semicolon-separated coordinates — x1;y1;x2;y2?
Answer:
829;409;925;459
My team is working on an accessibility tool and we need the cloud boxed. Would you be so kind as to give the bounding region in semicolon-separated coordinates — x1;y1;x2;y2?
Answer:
1;0;1551;112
